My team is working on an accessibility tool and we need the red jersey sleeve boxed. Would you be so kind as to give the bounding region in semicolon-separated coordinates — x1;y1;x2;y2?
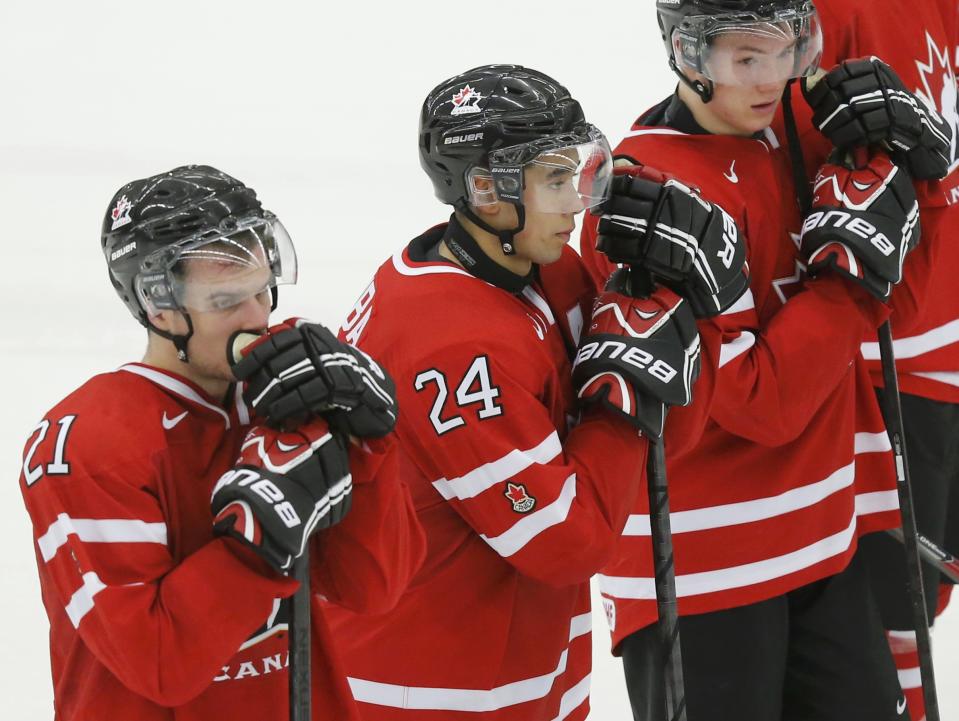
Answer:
311;438;426;615
19;415;296;708
401;340;647;588
701;275;888;447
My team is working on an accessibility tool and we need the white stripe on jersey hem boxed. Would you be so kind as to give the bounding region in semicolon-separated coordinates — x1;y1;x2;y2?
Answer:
38;513;168;563
909;370;959;388
855;431;892;454
432;432;563;501
621;435;894;537
522;287;557;326
348;613;591;712
600;514;857;599
718;331;756;368
621;462;855;536
550;673;591;721
855;490;899;516
861;318;959;360
392;249;474;278
65;571;107;628
722;288;756;316
898;666;922;690
118;364;231;428
481;474;577;557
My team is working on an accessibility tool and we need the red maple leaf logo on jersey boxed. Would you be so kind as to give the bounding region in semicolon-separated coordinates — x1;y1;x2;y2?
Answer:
504;482;535;513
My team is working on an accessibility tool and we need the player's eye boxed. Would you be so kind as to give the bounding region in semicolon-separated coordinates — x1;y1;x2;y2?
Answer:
736;56;758;67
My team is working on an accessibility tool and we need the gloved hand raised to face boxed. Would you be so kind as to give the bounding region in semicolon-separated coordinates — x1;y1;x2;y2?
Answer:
230;318;397;438
803;56;954;180
211;418;352;573
595;163;749;319
801;147;920;302
572;268;701;437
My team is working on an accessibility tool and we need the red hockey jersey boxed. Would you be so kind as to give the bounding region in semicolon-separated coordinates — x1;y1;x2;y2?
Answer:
779;0;959;402
581;119;898;651
325;224;647;721
19;363;423;721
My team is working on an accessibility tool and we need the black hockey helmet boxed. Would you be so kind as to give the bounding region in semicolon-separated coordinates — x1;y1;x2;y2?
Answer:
656;0;822;102
102;165;297;360
419;64;612;254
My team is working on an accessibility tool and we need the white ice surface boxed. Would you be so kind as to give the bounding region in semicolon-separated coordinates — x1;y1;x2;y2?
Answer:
1;1;956;718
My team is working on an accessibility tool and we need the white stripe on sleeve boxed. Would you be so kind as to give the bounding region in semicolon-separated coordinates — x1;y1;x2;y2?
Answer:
861;318;959;360
65;572;107;628
481;474;577;558
38;514;168;563
718;331;756;368
432;433;563;501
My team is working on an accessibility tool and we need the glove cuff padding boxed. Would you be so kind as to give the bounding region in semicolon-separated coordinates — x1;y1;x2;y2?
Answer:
596;172;749;319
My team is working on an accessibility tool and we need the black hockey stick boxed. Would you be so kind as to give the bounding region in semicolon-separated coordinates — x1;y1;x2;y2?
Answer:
626;267;688;721
887;527;959;585
289;551;312;721
647;432;688;721
878;322;940;721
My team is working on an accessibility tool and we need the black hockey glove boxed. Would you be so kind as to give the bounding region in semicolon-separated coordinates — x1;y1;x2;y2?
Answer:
230;318;397;438
803;57;954;180
801;147;920;302
596;164;749;319
211;418;352;572
572;268;701;437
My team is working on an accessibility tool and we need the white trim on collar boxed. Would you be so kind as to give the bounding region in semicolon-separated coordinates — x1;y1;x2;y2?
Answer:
118;364;231;428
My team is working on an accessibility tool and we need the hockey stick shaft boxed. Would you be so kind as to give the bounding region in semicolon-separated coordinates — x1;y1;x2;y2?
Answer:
878;321;940;720
887;527;959;584
289;549;312;721
647;433;688;721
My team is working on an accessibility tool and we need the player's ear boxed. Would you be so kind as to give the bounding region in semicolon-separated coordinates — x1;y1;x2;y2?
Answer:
149;309;189;335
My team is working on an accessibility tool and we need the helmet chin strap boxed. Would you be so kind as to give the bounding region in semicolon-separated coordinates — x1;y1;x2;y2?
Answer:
147;312;195;363
671;57;715;103
457;202;527;256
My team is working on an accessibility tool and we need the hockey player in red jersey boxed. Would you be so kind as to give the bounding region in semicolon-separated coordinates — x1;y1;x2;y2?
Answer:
776;2;959;717
580;1;923;718
19;165;424;721
265;64;743;721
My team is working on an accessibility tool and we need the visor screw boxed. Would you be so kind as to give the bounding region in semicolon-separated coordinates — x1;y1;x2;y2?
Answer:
502;242;513;254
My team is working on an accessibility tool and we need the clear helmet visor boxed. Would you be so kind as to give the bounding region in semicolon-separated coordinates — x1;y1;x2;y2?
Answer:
135;213;298;315
470;124;613;214
675;5;823;87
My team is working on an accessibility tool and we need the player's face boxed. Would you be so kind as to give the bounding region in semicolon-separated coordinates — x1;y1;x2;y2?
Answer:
700;31;794;135
159;259;272;386
512;155;585;264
